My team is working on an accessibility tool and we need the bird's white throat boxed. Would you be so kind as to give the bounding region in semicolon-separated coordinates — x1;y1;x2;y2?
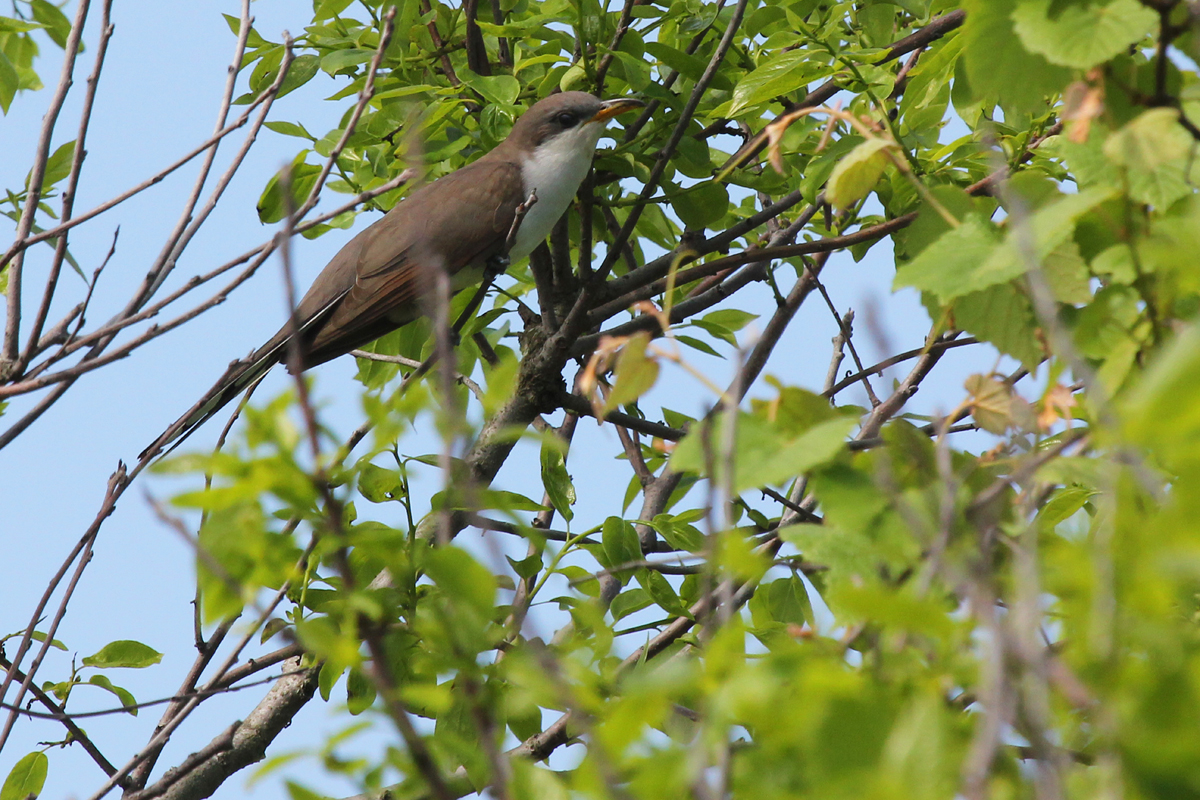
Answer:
510;122;606;260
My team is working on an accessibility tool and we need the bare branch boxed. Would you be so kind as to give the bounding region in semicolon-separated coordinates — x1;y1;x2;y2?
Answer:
3;0;94;369
17;0;115;375
0;655;123;784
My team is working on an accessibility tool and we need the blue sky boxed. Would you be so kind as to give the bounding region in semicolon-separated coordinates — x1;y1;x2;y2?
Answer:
0;3;1002;798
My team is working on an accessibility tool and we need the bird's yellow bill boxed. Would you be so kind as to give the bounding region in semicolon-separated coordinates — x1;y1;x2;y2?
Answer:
590;98;646;123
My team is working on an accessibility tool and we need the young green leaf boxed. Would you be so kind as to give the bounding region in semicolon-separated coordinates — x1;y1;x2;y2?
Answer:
605;332;660;412
1012;0;1157;70
602;516;642;570
1;752;47;800
540;439;576;522
826;138;897;210
87;674;138;716
81;640;163;669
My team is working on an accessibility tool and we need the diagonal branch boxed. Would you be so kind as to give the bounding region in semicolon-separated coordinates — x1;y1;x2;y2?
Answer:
591;0;752;283
0;655;123;784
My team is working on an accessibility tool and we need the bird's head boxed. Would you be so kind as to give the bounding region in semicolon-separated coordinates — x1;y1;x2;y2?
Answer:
510;92;646;153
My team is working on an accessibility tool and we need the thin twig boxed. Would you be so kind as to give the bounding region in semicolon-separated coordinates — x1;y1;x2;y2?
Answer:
124;0;263;322
825;336;978;397
0;655;123;783
585;212;913;330
594;0;751;283
3;0;93;369
0;73;290;272
17;0;115;375
0;462;123;753
594;0;637;92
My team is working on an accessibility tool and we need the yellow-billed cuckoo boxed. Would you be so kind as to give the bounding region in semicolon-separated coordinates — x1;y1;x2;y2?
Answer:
141;92;644;460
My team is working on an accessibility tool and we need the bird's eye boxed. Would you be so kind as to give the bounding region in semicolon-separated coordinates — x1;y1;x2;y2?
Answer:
556;111;577;128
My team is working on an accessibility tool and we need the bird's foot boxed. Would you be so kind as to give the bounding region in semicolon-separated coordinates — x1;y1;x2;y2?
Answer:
486;253;511;278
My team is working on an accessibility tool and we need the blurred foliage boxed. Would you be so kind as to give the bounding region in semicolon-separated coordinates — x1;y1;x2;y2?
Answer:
17;0;1200;798
0;0;73;114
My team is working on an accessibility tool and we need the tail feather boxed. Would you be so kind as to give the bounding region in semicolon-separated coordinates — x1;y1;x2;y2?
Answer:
138;347;281;462
139;293;349;462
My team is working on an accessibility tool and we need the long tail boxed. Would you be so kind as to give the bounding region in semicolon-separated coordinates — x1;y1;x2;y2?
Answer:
139;293;350;462
138;345;283;462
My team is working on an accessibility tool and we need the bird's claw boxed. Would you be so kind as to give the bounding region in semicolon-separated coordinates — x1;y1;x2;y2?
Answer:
486;253;511;276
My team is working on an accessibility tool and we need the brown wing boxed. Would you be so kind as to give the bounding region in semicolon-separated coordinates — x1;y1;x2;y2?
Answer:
140;155;525;461
297;156;525;367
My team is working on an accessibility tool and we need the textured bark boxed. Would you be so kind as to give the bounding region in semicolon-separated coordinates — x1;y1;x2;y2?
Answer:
152;658;319;800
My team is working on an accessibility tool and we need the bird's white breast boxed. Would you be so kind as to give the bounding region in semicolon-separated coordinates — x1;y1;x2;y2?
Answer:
510;123;605;261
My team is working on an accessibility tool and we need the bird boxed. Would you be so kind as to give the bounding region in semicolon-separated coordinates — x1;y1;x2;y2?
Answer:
140;92;645;460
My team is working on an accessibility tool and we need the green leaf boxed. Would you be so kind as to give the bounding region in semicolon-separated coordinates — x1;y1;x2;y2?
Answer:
464;73;520;107
701;309;758;332
894;216;1002;300
643;42;732;91
826;138;896;210
833;584;956;638
82;640;163;669
965;373;1015;435
28;631;67;651
610;51;652;91
637;568;687;616
264;120;315;140
1123;326;1200;464
899;34;964;130
221;14;268;48
1012;0;1157;70
605;332;660;411
30;0;71;48
321;48;374;75
540;439;576;522
953;283;1044;371
346;667;376;715
257;154;321;224
1103;108;1197;207
261;618;289;644
1091;243;1138;285
423;546;496;617
671;412;856;493
1043;240;1093;304
286;781;330;800
895;184;978;260
960;0;1071;114
314;0;356;21
610;588;652;622
750;576;812;627
753;383;838;436
896;188;1115;301
1037;486;1098;530
34;140;75;193
0;51;18;114
358;462;402;503
650;514;705;553
675;333;721;357
0;16;41;34
1104;108;1192;172
671;181;730;230
88;674;138;716
507;553;542;580
602;516;642;569
277;54;320;99
477;489;548;513
726;50;828;117
1;752;47;800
